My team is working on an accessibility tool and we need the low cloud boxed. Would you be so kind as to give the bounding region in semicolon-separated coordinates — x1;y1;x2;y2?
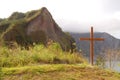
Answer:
56;18;120;38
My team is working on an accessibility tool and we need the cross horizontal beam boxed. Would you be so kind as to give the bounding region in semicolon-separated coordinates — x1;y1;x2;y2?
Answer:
80;38;104;41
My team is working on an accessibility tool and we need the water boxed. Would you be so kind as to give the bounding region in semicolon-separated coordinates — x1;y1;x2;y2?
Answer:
87;57;120;72
105;61;120;72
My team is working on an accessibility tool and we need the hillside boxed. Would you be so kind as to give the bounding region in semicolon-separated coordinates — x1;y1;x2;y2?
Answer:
1;64;120;80
70;32;120;56
0;43;120;80
0;7;75;52
0;7;120;80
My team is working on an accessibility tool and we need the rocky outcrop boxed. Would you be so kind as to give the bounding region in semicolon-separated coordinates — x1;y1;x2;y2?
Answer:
26;7;76;51
1;7;76;52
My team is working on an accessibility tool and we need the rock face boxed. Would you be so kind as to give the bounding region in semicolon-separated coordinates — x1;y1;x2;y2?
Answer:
70;32;120;56
26;7;75;51
1;7;76;52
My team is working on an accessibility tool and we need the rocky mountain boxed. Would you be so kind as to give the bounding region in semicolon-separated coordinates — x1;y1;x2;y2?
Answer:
70;32;120;56
0;7;76;52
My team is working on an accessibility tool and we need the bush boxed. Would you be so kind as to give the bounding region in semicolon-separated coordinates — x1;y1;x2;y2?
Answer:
8;12;25;20
0;43;86;67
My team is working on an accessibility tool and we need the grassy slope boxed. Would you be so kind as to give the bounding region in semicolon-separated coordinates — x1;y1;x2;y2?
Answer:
1;64;120;80
0;43;120;80
0;43;86;67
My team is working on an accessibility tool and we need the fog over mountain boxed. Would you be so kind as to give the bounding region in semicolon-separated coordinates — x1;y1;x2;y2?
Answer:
56;19;120;39
0;0;120;38
70;32;120;57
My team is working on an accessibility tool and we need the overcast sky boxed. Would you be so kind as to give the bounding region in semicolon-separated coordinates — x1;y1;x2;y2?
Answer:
0;0;120;38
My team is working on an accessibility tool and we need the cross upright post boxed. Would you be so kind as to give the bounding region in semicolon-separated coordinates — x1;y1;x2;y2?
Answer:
90;27;94;65
80;27;104;65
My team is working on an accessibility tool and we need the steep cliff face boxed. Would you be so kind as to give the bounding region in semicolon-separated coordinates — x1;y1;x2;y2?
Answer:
26;7;75;51
1;7;76;52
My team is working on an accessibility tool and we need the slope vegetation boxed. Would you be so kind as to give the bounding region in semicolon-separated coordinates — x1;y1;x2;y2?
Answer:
1;64;120;80
0;7;76;52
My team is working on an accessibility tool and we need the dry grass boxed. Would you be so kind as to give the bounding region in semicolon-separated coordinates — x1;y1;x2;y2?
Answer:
1;64;120;80
0;43;86;67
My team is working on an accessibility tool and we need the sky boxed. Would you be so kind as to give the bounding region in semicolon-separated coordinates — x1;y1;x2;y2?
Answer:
0;0;120;38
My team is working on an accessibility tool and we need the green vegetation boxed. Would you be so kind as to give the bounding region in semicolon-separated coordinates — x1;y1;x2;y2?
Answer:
95;55;105;68
0;9;42;47
0;18;4;22
0;8;41;37
2;64;87;75
1;64;120;80
0;43;120;80
0;43;88;80
1;19;29;47
0;7;76;52
25;9;41;22
8;12;25;20
0;43;86;67
0;7;120;80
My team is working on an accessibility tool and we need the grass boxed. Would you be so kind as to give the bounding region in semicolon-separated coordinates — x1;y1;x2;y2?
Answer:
2;64;87;75
1;64;120;80
0;43;120;80
0;43;86;67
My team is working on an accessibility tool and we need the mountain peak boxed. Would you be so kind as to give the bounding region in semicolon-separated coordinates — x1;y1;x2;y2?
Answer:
41;7;48;11
40;7;51;15
0;7;76;52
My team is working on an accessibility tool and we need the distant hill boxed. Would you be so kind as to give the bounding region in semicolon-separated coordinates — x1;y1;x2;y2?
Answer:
70;32;120;56
0;7;76;52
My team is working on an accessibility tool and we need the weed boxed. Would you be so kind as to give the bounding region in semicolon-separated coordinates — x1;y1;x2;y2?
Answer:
0;43;86;67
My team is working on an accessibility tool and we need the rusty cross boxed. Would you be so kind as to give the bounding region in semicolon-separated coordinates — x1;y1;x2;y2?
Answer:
80;27;104;65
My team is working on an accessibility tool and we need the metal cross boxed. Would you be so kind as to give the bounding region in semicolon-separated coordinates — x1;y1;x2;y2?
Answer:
80;27;104;65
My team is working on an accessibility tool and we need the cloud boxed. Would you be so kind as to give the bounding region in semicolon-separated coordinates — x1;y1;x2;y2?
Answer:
113;11;120;20
56;17;120;38
0;0;120;38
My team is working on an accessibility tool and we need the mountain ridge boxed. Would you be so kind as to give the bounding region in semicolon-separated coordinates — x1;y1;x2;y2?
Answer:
70;32;120;56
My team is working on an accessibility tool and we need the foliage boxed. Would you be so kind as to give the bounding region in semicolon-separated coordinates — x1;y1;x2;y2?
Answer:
1;19;30;47
0;18;4;22
25;9;41;22
8;12;25;20
1;64;120;80
95;55;105;68
0;43;86;67
0;67;3;80
0;8;40;36
0;8;76;52
0;19;11;34
2;64;87;75
0;8;44;48
25;10;39;19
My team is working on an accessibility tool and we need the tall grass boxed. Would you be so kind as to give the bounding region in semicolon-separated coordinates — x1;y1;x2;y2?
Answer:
0;43;86;67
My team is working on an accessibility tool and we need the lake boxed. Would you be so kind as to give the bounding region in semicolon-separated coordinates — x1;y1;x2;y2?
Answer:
105;61;120;72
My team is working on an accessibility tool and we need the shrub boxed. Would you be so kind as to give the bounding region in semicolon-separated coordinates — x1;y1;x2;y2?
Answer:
0;43;86;67
8;12;25;20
